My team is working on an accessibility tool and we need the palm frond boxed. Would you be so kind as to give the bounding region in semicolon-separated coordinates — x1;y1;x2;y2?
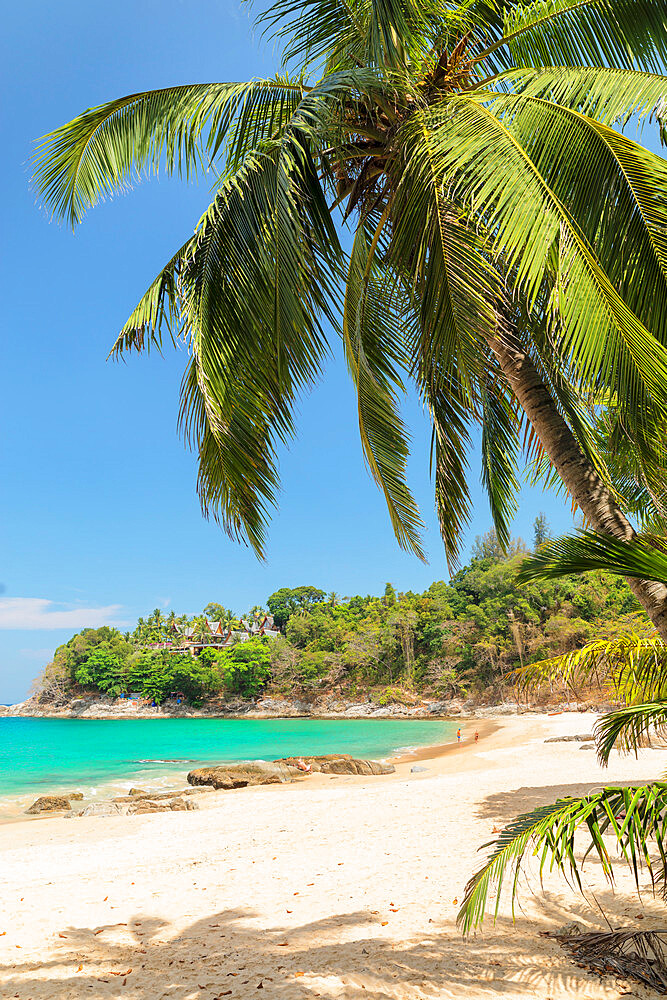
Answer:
342;220;426;559
254;0;369;72
33;78;305;225
512;615;666;705
519;531;667;587
458;783;667;934
489;92;667;344
109;236;195;357
403;98;667;474
479;375;521;551
596;702;667;763
473;1;667;76
496;66;667;139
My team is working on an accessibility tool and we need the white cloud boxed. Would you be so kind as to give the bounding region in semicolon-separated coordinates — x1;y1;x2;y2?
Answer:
0;598;127;631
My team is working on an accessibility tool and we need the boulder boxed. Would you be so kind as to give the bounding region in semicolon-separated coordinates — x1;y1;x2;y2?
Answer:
128;797;197;815
25;795;72;815
79;802;127;817
128;788;147;796
411;765;428;773
188;761;302;789
276;754;395;776
67;791;84;801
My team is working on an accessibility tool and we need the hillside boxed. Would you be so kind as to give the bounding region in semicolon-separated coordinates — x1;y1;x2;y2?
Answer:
28;528;641;711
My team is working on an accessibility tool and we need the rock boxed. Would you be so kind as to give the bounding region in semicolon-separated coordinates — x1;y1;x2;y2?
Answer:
114;787;214;803
579;744;595;749
275;754;395;776
411;765;428;773
128;788;147;796
128;797;197;815
188;761;302;789
67;791;84;800
545;734;594;743
25;795;72;815
79;802;127;817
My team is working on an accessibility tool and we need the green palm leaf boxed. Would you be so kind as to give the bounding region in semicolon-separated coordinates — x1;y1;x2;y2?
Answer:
342;220;426;559
489;92;667;342
596;702;667;763
512;615;667;705
458;783;667;935
473;1;667;76
519;531;667;586
497;66;667;138
33;78;305;225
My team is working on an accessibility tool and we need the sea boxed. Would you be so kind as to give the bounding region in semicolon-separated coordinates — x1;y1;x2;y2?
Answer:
0;716;456;816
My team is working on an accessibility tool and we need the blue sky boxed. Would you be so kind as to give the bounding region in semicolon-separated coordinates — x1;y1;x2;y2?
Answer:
1;0;579;702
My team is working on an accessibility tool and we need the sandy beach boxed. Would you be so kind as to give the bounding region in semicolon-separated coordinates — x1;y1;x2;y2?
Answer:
1;711;665;1000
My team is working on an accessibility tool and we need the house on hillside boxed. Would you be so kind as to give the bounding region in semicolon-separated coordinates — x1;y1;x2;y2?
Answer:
168;614;279;655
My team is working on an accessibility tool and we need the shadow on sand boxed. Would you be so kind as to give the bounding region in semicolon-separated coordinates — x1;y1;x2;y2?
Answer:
3;894;662;999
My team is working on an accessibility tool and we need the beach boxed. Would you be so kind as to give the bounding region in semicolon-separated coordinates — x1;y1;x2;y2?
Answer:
1;711;664;1000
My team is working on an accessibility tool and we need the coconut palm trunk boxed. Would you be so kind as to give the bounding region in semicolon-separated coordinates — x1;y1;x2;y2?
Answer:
489;324;667;639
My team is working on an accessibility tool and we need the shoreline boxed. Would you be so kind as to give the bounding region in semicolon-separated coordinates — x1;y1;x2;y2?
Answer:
3;710;664;1000
0;716;469;823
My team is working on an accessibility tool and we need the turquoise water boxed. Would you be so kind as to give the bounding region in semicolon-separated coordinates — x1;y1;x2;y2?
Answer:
0;717;456;801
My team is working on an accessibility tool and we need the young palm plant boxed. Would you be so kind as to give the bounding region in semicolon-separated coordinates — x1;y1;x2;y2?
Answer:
458;531;667;938
34;0;667;633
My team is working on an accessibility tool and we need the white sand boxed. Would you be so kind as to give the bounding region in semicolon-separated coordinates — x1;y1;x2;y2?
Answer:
1;712;665;1000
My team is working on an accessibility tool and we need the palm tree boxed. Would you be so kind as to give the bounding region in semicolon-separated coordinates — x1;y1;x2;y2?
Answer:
34;0;667;633
458;531;667;937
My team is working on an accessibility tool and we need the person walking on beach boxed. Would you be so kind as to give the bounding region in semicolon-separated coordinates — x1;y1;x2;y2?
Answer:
457;728;461;743
474;731;479;743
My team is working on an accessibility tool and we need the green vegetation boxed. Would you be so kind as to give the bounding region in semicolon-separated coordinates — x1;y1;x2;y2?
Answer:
458;529;667;937
34;0;667;643
35;524;642;708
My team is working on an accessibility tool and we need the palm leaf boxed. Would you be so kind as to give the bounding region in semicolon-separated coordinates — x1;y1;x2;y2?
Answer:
33;78;305;225
472;1;667;76
596;702;667;763
342;219;426;559
458;783;667;935
519;531;667;586
488;92;667;343
496;66;667;138
512;615;666;705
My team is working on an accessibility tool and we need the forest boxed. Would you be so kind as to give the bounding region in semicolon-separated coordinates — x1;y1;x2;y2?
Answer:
34;520;640;708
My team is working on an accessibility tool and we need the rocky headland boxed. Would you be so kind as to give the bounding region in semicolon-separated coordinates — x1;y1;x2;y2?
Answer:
0;691;616;720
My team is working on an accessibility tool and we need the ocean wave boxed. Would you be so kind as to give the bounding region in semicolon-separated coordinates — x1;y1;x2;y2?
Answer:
133;758;194;764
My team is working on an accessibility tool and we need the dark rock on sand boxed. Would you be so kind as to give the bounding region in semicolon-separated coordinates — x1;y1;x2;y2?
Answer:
128;788;147;796
67;791;84;800
25;795;72;815
276;754;395;775
188;761;301;789
544;734;594;743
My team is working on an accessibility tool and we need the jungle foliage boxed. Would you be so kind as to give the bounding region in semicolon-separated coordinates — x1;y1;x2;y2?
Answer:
35;525;641;707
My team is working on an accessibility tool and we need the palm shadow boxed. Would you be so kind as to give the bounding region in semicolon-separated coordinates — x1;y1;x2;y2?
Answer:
1;901;649;999
477;779;658;823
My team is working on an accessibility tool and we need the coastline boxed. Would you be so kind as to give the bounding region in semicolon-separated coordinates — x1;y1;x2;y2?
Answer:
0;690;611;721
0;716;464;823
2;710;664;999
